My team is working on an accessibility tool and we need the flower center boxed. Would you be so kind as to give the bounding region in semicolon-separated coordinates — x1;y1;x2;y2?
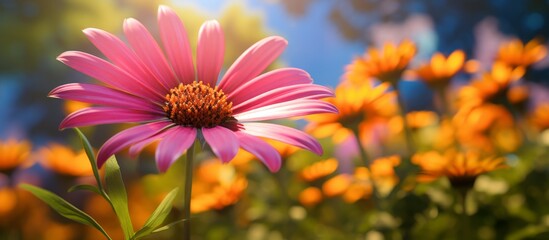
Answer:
164;81;233;128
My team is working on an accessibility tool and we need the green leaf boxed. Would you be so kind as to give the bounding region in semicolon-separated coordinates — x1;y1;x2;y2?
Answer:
74;128;104;193
68;184;101;195
104;156;134;239
152;219;187;233
20;184;112;240
132;188;179;240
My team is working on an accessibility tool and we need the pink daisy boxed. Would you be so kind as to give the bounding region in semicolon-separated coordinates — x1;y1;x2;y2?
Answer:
49;5;336;172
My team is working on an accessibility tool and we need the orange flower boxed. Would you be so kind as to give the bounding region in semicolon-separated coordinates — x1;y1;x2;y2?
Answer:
298;187;323;207
453;103;521;153
300;158;339;182
389;111;439;134
458;62;525;107
38;143;93;177
416;50;466;89
191;159;248;213
348;40;417;84
412;149;506;189
306;82;395;144
64;100;91;115
496;38;547;68
322;167;373;203
530;103;549;131
0;138;32;174
370;155;400;196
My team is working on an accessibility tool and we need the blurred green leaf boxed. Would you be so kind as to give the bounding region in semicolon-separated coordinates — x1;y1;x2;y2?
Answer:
132;188;179;240
105;156;134;240
20;184;112;240
68;184;101;195
74;128;104;193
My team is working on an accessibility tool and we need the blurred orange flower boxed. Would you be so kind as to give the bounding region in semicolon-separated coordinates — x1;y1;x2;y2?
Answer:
38;143;93;177
348;40;417;84
370;155;400;196
416;50;466;89
458;62;525;107
64;100;91;115
298;187;323;207
323;167;373;203
412;149;506;189
530;103;549;131
191;159;248;213
389;111;439;134
453;103;521;153
0;138;32;174
300;158;339;182
496;38;547;68
306;82;395;144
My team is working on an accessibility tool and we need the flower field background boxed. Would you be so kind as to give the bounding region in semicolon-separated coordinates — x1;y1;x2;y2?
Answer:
2;0;549;239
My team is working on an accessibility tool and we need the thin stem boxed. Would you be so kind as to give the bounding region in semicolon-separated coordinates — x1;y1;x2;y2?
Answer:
182;142;196;240
435;88;450;118
392;82;415;155
458;189;470;239
350;125;369;166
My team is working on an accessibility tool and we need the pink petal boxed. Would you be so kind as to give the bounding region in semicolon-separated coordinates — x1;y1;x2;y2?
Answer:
227;68;313;105
202;126;239;163
156;126;197;172
128;130;170;158
234;100;338;122
124;18;179;89
49;83;162;113
235;131;281;172
57;51;164;102
83;28;168;96
97;121;172;167
232;84;334;114
219;36;287;94
59;107;165;130
197;20;224;87
158;5;195;84
241;122;323;155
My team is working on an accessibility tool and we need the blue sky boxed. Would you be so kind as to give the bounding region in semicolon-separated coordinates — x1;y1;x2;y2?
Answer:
174;0;365;87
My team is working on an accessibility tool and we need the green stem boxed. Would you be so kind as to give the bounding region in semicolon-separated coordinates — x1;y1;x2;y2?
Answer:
435;88;450;118
459;189;470;239
182;142;196;240
350;125;369;166
392;83;415;155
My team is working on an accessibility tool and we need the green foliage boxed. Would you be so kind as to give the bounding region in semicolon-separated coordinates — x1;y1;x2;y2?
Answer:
20;184;112;240
132;188;180;240
105;156;135;240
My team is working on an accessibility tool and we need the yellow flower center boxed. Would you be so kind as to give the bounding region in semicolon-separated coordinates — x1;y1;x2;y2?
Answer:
164;81;233;128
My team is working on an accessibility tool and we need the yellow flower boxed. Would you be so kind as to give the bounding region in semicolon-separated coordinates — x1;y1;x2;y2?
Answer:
416;50;465;89
306;82;396;144
412;149;506;189
0;138;32;173
300;158;339;182
38;143;93;177
349;40;417;84
496;38;547;68
530;103;549;131
191;159;248;213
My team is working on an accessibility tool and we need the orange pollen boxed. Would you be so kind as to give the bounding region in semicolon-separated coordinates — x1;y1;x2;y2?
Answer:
164;81;233;128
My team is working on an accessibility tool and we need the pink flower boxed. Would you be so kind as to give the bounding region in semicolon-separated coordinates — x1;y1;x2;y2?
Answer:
50;5;336;172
